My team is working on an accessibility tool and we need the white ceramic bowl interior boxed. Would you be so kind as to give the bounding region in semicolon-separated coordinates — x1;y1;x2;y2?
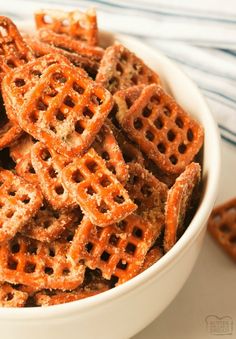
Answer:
0;31;221;339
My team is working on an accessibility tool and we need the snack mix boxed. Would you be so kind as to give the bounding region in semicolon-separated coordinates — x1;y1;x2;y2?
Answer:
0;9;204;307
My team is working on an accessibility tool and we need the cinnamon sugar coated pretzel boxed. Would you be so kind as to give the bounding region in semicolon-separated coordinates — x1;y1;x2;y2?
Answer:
0;9;205;307
35;8;98;46
208;198;236;262
164;162;201;252
69;214;159;284
96;44;159;94
62;148;136;226
18;63;113;157
0;236;85;290
115;84;204;174
0;170;42;242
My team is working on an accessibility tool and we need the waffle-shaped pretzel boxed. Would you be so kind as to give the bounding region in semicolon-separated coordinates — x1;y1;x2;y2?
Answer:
0;16;34;81
62;148;136;226
208;198;236;262
164;162;201;252
69;214;159;284
35;8;98;46
31;142;77;211
22;202;81;242
0;235;85;290
0;283;28;307
24;35;99;79
96;43;159;94
2;53;71;124
139;247;163;273
10;133;36;163
126;163;167;226
0;119;22;150
92;124;128;184
18;63;113;157
39;29;103;61
0;169;43;242
116;84;204;174
15;154;39;186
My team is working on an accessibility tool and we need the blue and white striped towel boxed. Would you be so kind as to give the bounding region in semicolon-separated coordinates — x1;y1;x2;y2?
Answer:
1;0;236;145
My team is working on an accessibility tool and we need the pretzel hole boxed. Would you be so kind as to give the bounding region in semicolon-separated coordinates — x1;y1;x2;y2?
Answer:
14;78;25;87
142;106;152;118
150;95;160;104
131;75;138;85
24;262;36;273
85;242;93;253
43;14;53;24
219;224;231;233
8;190;16;196
98;202;108;214
49;125;56;133
72;170;84;183
132;226;143;239
120;52;128;62
175;117;184;128
178;143;187;154
125;242;136;255
108;77;119;90
100;251;110;262
7;258;18;270
44;267;54;275
73;82;84;94
75;121;84;134
133;118;143;130
37;99;48;111
116;63;123;74
157;143;166;154
134;198;142;207
6;59;16;68
40;204;47;211
86;160;98;173
52;72;67;83
21;196;30;204
29;165;36;174
62;268;70;276
87;186;96;195
118;220;127;231
100;176;111;187
154;117;163;129
56;110;65;121
48;166;57;178
116;259;128;270
31;69;42;77
167;130;176;142
64;95;75;108
169;155;178;165
27;244;38;254
83;107;93;118
125;97;133;109
5;293;14;301
141;184;152;197
146;130;154;141
114;195;125;204
6;210;14;218
109;234;119;246
11;243;20;254
53;211;59;219
163;106;171;117
108;164;116;175
29;111;38;123
91;95;102;106
101;151;110;161
187;129;194;142
55;185;64;195
43;220;51;229
49;248;55;257
229;236;236;244
41;149;51;161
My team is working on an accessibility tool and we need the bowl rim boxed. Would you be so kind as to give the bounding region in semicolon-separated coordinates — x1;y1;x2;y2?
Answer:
0;33;221;319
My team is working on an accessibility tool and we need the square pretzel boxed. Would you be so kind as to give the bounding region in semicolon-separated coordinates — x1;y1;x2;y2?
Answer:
96;43;160;94
115;84;204;174
31;142;77;211
35;8;98;46
18;63;113;157
0;169;43;242
62;148;136;226
0;16;34;81
69;214;159;284
0;235;85;290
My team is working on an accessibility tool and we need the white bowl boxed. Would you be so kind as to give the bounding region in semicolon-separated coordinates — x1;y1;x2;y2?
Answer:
0;33;220;339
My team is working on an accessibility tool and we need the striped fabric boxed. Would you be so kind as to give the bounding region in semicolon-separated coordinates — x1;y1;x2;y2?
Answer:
1;0;236;145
